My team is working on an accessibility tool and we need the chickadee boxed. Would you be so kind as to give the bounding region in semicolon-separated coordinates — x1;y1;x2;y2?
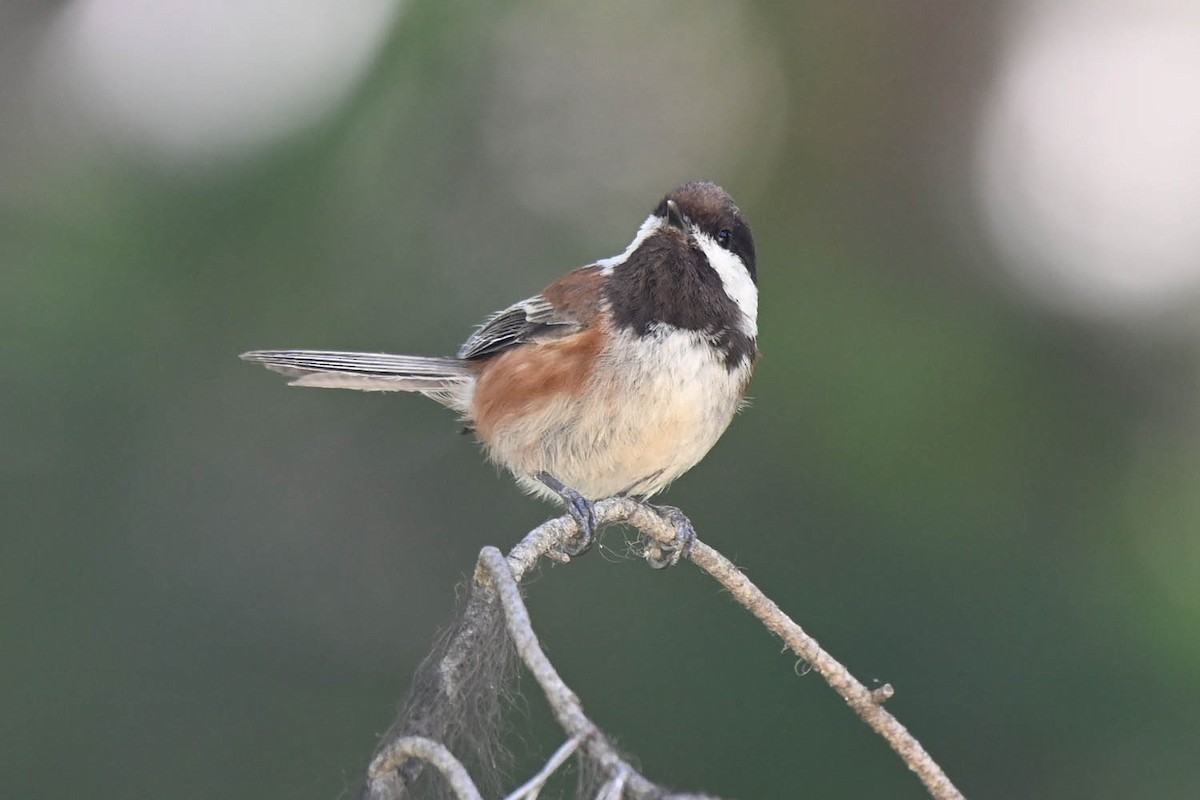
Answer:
242;181;758;559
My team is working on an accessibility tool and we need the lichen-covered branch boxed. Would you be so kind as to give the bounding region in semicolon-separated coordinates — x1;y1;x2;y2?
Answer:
367;737;482;800
360;498;966;800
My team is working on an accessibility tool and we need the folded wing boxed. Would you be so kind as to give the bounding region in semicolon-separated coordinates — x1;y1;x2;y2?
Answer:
457;295;583;360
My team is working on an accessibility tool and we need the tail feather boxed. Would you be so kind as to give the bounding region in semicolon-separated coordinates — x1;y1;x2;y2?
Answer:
240;349;473;407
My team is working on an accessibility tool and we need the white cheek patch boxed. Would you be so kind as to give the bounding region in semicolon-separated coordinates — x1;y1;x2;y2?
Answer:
598;214;663;274
695;233;758;338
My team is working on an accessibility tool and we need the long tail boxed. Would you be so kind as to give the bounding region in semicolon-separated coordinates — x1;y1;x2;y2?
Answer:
240;349;473;408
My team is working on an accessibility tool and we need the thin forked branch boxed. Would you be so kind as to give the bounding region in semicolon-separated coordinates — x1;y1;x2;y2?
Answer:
362;497;966;800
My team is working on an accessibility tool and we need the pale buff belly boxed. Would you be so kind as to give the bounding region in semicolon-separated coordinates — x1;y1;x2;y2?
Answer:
478;327;752;500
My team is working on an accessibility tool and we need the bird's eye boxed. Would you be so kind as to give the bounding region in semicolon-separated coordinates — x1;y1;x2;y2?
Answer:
716;230;732;249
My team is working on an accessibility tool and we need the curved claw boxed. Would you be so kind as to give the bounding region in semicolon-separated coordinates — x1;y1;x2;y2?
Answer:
535;472;596;557
642;504;696;569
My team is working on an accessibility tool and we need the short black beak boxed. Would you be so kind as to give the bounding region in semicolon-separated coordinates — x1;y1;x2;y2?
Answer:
665;199;688;231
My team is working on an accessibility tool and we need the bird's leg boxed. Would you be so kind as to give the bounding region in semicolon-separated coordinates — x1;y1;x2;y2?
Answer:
535;472;596;557
640;503;696;569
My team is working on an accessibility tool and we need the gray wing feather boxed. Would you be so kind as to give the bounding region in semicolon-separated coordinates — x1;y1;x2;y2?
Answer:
457;296;581;360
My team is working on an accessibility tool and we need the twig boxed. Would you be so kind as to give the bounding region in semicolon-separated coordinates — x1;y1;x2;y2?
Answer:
584;499;964;799
362;496;965;800
509;498;964;799
596;768;629;800
684;538;964;800
367;736;482;800
500;734;585;800
478;546;715;799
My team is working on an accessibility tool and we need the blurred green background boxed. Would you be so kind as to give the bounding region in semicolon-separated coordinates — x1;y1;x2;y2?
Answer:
5;1;1200;798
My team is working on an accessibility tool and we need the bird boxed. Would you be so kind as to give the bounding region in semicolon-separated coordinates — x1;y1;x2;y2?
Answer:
242;181;758;564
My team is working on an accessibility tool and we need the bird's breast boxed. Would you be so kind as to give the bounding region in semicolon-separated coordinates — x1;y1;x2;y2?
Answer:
472;323;754;499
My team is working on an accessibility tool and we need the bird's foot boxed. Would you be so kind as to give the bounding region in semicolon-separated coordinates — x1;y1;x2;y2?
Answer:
641;504;696;569
535;472;596;557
